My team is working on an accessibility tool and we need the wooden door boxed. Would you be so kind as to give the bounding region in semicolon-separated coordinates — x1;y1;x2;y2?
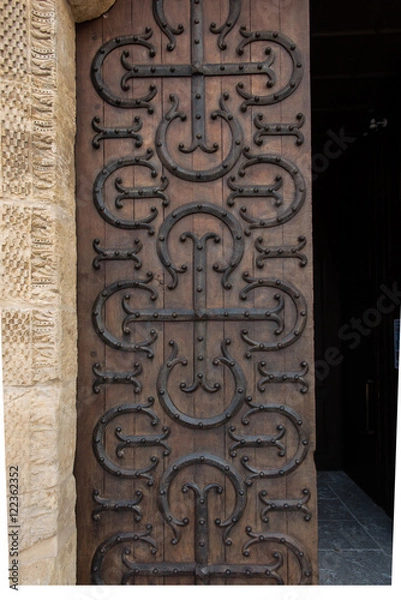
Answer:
76;0;317;585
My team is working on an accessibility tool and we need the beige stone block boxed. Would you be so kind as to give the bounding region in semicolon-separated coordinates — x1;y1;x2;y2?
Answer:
20;556;57;586
32;309;61;382
3;385;74;491
32;208;59;297
19;488;58;552
3;389;31;484
51;532;76;584
59;308;77;383
56;474;77;545
57;214;77;305
0;1;29;80
0;204;31;301
56;385;77;472
0;82;31;198
19;535;57;562
1;311;32;386
1;307;60;385
68;0;116;23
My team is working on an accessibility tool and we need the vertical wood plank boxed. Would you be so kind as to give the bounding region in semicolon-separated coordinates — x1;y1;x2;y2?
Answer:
76;0;316;586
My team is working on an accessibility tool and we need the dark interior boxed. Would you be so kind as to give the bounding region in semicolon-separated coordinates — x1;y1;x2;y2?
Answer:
311;0;401;517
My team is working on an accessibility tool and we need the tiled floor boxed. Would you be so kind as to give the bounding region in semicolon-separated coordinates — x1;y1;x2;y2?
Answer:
318;470;394;585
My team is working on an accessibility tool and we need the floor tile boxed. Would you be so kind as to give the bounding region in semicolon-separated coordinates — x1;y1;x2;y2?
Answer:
318;550;392;585
317;471;394;585
318;519;380;551
325;473;387;520
317;481;338;500
318;498;354;521
359;518;394;555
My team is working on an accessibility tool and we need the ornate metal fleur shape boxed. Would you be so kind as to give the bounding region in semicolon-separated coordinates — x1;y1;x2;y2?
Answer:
93;149;169;234
227;147;306;232
92;489;143;522
92;398;170;485
240;273;307;354
158;452;247;546
255;235;308;268
259;488;312;524
257;360;309;394
237;401;310;485
242;528;312;584
92;361;143;395
209;0;241;50
157;339;246;429
91;29;157;112
236;27;304;111
152;0;184;51
92;273;158;355
155;92;243;182
254;112;305;147
92;238;143;270
91;526;158;584
228;424;286;458
91;115;143;149
156;201;244;291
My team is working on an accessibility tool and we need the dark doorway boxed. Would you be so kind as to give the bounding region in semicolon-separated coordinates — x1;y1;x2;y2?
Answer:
311;0;401;517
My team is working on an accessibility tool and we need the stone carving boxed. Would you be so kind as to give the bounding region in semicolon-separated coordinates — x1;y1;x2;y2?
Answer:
0;0;28;79
31;2;56;196
31;207;58;298
1;310;32;385
1;308;59;385
1;204;31;301
0;204;58;302
0;84;30;198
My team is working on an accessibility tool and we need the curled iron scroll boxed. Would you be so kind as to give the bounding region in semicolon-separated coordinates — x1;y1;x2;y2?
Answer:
158;452;247;545
92;399;170;485
91;30;157;111
236;26;304;111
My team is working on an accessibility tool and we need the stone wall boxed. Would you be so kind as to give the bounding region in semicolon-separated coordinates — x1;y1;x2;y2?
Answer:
0;0;114;585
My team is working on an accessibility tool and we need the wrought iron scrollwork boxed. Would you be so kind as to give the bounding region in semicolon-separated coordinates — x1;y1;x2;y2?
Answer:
255;235;307;268
254;112;305;147
91;30;157;112
91;116;143;149
242;528;312;584
257;360;309;394
157;201;244;290
157;339;246;429
92;489;143;522
152;0;184;51
209;0;241;50
92;361;143;395
92;238;143;270
93;398;170;485
236;401;310;485
228;148;306;232
93;149;169;234
240;273;307;353
87;0;313;585
155;93;243;182
236;26;304;111
92;274;158;355
228;424;286;458
158;452;247;546
92;526;158;585
259;488;312;523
